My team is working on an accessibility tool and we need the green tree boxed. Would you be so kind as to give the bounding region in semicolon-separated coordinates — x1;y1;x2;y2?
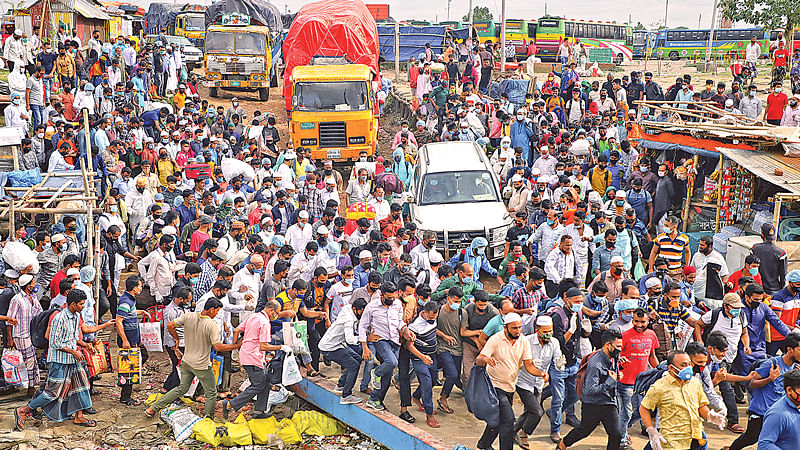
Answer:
721;0;800;40
634;21;646;30
463;6;492;23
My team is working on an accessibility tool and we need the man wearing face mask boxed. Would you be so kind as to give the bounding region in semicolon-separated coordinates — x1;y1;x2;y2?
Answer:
764;81;788;125
780;94;800;126
728;333;800;450
692;236;729;308
640;350;726;450
757;367;800;449
447;237;503;288
137;235;186;305
544;287;589;443
557;328;623;450
764;269;800;356
476;312;547;450
739;85;763;120
648;283;699;348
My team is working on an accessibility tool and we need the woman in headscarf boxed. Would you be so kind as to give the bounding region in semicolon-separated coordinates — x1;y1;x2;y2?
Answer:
83;49;100;86
461;60;477;86
391;147;412;190
215;197;234;235
601;185;617;204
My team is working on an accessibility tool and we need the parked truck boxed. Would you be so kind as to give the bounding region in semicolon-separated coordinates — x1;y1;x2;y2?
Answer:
144;4;206;47
203;0;283;101
283;0;381;162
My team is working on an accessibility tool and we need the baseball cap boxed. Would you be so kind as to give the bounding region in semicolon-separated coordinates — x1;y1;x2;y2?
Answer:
199;215;215;225
722;293;744;308
761;223;776;240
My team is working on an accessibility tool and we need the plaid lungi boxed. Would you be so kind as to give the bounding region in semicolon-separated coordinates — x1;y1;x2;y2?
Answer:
12;336;40;388
28;362;92;422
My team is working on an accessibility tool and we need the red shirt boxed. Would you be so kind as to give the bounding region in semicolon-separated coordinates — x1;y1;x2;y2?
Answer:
766;92;789;120
190;230;210;255
774;49;790;67
726;268;762;293
49;269;67;300
619;327;659;385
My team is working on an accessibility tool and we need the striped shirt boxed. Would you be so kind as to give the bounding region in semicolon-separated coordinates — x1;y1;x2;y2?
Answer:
649;296;692;334
8;291;42;338
512;286;543;313
408;315;438;359
47;308;81;364
653;232;690;271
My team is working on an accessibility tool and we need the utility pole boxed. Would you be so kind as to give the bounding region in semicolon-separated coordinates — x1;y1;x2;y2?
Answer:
501;0;506;72
663;0;668;29
544;3;548;16
628;14;632;25
446;0;451;20
698;14;701;29
704;0;719;66
468;0;474;47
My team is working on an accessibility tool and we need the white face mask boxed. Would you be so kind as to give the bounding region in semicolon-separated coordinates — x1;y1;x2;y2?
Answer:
658;171;667;177
775;88;782;93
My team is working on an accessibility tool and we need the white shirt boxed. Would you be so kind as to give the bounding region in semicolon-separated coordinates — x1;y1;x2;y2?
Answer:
367;196;390;223
138;248;186;300
692;250;729;303
745;42;761;63
532;155;557;180
285;223;313;257
275;163;295;189
73;91;95;115
318;304;359;352
4;103;28;131
230;266;262;310
561;224;593;263
326;281;355;323
195;291;243;343
701;309;747;363
287;252;318;285
544;248;576;284
517;335;563;391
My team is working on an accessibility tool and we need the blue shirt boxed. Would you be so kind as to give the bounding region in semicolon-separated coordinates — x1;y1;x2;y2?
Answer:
607;164;625;189
353;265;370;289
482;314;504;337
742;302;792;353
592;245;621;273
141;109;160;127
750;357;795;416
627;189;652;222
638;273;668;295
758;395;800;450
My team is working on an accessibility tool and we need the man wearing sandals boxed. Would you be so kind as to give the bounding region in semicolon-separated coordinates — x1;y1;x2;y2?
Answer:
14;290;115;430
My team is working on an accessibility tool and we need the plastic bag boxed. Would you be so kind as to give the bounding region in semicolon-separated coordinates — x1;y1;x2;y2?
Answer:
220;157;256;182
2;348;27;387
82;340;109;377
282;350;302;386
2;241;39;275
139;321;163;352
290;410;346;436
633;258;646;280
161;407;202;443
249;415;301;445
117;348;141;385
219;413;253;446
211;351;224;386
192;418;221;446
282;321;310;355
464;365;499;427
7;168;42;187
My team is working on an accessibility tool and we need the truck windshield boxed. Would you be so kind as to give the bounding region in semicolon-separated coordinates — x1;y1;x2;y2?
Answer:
295;81;369;112
420;171;500;205
185;16;205;31
235;32;266;55
206;32;234;53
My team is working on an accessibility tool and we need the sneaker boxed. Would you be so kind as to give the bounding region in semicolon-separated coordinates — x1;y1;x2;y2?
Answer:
370;369;381;390
333;385;343;394
366;399;385;411
340;395;362;405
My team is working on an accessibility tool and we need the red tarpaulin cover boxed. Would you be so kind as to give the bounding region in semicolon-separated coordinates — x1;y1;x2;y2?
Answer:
281;0;380;110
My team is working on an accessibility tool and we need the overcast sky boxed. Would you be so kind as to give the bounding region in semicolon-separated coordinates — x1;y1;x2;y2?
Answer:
134;0;741;30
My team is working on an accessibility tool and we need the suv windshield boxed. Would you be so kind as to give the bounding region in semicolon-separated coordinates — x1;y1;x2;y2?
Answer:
186;16;205;31
295;81;369;112
420;171;500;205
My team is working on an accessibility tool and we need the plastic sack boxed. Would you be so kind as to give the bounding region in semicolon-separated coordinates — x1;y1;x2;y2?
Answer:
219;413;253;446
192;418;222;446
7;168;42;187
464;365;499;427
81;340;109;377
290;410;346;436
282;321;309;356
282;350;302;386
139;321;163;352
211;351;224;386
220;157;256;182
161;407;203;443
2;348;27;387
117;348;141;385
633;259;646;280
249;415;301;445
2;241;39;275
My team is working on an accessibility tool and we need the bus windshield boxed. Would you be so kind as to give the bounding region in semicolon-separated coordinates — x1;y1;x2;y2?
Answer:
295;81;369;112
185;15;205;31
633;32;647;46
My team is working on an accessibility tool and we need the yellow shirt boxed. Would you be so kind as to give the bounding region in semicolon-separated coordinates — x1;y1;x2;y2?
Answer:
640;374;709;450
173;92;186;110
479;331;531;393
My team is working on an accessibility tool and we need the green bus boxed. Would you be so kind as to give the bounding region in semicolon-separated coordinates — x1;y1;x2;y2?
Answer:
535;17;633;64
652;28;779;60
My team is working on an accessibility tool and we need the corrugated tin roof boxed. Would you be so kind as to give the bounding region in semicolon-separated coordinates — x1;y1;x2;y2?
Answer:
74;0;112;20
717;147;800;195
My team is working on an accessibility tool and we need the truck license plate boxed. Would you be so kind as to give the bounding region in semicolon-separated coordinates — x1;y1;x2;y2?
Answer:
326;149;341;159
230;81;240;86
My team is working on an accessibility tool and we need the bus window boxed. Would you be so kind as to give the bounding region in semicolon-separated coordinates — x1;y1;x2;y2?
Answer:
591;24;598;38
657;38;665;47
527;23;537;38
769;30;779;40
667;31;676;41
565;22;573;36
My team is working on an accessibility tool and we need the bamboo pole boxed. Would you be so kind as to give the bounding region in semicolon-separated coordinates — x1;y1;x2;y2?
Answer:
42;182;70;208
10;207;103;214
1;171;53;218
681;155;699;233
0;196;98;205
714;153;724;233
11;145;18;171
5;187;89;192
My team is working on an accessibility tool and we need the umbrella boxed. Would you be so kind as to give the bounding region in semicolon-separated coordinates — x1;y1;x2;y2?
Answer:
344;202;376;235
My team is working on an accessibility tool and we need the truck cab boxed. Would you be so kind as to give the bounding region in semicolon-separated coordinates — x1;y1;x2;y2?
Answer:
204;13;273;101
175;11;206;47
289;64;378;162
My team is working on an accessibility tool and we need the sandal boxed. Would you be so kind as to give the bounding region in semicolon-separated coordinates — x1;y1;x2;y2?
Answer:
426;417;440;428
437;399;454;414
144;408;156;418
13;408;25;431
307;369;322;377
514;432;530;450
399;411;416;423
120;398;141;406
74;419;97;427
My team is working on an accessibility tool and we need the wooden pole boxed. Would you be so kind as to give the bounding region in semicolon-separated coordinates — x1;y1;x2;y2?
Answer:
1;171;53;218
681;154;699;232
394;22;400;82
11;145;18;171
42;182;70;208
714;153;724;233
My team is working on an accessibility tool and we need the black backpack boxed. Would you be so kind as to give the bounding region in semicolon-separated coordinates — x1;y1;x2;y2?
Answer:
633;361;668;402
700;308;723;344
31;306;60;349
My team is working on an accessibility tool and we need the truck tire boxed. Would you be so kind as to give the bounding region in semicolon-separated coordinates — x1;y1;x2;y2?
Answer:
258;87;269;101
210;87;219;98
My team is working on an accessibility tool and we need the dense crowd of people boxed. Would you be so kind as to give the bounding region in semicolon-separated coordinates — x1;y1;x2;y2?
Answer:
0;27;798;450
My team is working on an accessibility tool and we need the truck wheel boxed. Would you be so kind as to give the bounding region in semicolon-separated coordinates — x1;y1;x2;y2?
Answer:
210;87;219;98
258;87;269;101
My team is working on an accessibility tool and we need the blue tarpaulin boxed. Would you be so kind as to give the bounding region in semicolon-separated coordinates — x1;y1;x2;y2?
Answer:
377;25;445;61
638;139;719;158
450;27;475;41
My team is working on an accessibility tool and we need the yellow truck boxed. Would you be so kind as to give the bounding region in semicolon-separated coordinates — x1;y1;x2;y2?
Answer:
288;64;378;161
174;9;205;47
204;13;273;101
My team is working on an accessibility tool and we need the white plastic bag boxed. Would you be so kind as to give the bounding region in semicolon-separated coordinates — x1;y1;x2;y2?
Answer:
2;241;39;274
160;407;202;443
282;350;302;386
220;157;256;182
139;321;163;352
2;348;28;387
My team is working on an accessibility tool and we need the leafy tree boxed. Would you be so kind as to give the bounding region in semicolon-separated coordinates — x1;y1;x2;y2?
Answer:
721;0;800;40
634;21;646;30
463;6;492;23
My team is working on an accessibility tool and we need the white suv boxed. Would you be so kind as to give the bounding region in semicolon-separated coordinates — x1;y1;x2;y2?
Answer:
407;141;511;261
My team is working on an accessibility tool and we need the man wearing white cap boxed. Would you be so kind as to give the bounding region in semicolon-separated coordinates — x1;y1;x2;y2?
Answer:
7;273;42;395
285;210;313;257
475;312;546;450
589;255;628;302
37;233;68;298
3;29;25;72
507;174;531;214
514;315;563;448
320;177;340;210
275;152;296;190
353;250;373;288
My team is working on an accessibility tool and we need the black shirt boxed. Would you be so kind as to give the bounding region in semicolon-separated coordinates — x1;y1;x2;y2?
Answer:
751;241;787;294
506;223;533;260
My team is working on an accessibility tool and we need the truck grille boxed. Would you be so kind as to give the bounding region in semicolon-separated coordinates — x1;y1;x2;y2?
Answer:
226;62;246;73
318;122;347;148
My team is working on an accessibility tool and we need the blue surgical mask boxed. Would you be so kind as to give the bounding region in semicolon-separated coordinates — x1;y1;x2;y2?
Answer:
418;298;428;306
189;277;198;285
253;269;263;275
401;239;409;246
449;302;460;311
621;313;633;322
730;308;741;318
671;364;694;381
547;219;555;226
476;247;485;256
749;267;759;276
344;278;355;285
571;303;582;313
460;276;471;284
